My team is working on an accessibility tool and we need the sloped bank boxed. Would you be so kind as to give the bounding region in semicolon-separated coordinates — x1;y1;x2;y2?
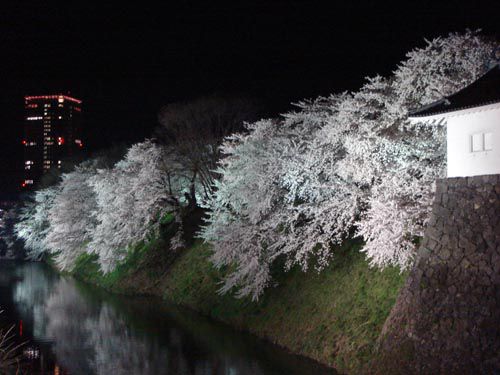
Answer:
70;217;406;374
376;175;500;374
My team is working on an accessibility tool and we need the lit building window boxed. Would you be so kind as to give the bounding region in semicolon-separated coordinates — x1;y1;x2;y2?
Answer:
26;116;42;121
25;160;34;165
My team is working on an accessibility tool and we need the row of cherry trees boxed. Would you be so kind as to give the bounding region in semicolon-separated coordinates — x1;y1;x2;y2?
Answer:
15;32;494;300
200;32;493;299
15;141;189;272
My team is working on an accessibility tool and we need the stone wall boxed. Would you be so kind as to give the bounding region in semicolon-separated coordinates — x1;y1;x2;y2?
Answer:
376;175;500;374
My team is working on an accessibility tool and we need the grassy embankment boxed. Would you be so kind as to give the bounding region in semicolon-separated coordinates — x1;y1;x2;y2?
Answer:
71;214;406;374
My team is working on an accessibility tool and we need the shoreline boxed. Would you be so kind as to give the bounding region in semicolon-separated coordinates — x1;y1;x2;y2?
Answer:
66;237;406;374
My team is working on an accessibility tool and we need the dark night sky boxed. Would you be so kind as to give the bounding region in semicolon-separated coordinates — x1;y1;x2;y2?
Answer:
1;1;499;194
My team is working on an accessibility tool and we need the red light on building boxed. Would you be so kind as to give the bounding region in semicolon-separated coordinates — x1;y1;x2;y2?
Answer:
22;140;27;145
57;137;65;145
24;95;82;104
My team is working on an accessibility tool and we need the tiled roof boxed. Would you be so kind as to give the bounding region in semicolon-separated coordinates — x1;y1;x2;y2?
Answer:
409;64;500;118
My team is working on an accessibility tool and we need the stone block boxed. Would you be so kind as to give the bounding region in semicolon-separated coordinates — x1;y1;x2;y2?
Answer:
460;257;470;269
440;248;451;261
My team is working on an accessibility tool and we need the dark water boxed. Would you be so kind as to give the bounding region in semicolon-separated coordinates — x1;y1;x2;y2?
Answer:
0;261;337;375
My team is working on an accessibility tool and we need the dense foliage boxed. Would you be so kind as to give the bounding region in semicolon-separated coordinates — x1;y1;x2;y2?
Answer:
15;187;57;260
14;32;494;300
16;141;189;272
201;31;493;299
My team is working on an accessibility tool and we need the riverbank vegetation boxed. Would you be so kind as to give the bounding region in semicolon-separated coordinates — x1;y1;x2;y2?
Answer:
13;32;496;372
68;229;406;374
0;313;24;374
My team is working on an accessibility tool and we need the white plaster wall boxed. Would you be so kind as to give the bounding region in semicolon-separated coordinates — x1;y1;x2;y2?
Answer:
446;103;500;177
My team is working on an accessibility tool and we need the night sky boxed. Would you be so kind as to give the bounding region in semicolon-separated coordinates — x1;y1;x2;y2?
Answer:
1;1;499;194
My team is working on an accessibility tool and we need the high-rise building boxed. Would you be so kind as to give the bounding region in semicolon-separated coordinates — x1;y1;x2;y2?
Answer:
22;94;83;188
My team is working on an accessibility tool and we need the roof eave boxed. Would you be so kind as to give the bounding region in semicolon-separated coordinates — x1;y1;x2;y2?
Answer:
408;100;500;122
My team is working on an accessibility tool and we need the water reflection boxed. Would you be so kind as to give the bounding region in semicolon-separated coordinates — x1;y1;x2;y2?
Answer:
0;262;336;375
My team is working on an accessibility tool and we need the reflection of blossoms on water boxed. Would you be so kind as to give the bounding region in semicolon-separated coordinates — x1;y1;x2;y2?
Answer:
12;264;53;338
44;279;96;374
86;305;267;375
85;305;170;375
44;283;266;375
1;263;334;375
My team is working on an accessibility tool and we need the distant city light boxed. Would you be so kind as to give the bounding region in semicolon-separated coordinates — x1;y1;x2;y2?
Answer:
23;346;40;359
21;179;34;187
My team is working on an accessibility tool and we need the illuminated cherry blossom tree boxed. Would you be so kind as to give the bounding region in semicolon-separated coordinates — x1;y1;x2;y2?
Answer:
352;31;492;269
202;31;494;298
88;140;188;272
14;187;58;260
44;162;98;270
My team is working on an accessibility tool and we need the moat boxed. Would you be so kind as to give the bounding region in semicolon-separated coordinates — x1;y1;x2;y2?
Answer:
0;261;337;375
